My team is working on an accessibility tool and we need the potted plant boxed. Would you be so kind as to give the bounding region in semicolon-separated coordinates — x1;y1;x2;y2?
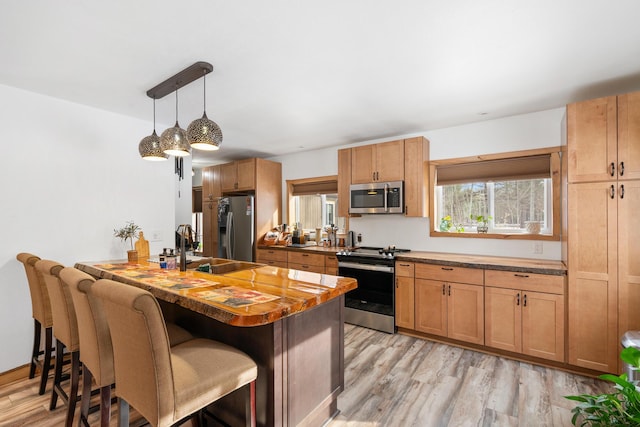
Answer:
114;220;141;262
439;215;452;232
470;214;492;233
565;346;640;426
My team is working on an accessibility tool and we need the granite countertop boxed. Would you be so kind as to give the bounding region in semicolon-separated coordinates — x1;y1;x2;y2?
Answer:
396;251;566;275
75;259;357;327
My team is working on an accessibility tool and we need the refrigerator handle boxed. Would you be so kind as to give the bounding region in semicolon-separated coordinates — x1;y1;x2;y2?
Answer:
226;212;234;259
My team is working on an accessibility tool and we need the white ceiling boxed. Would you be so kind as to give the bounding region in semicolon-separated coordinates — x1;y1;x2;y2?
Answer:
2;1;640;167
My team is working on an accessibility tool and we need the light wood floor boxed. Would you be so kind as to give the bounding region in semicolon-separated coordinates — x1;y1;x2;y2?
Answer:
0;324;610;426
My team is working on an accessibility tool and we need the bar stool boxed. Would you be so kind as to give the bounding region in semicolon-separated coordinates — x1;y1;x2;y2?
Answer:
16;252;54;395
35;259;80;427
91;278;258;427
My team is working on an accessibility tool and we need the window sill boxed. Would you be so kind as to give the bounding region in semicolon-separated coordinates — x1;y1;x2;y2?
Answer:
429;231;559;241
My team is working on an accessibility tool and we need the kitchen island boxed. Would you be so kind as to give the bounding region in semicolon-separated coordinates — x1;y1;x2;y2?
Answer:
75;259;357;427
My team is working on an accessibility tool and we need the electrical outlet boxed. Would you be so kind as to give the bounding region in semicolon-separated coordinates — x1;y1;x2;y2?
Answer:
149;230;163;242
533;242;543;254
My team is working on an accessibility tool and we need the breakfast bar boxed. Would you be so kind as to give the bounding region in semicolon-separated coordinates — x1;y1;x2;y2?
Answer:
75;259;357;427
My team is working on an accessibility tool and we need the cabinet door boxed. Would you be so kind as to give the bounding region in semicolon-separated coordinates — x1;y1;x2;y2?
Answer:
236;158;256;191
415;278;447;337
522;291;565;362
485;287;521;353
395;275;415;329
448;282;484;345
375;140;404;182
618;180;640;345
617;91;640;181
220;162;238;192
202;199;218;257
351;144;376;184
337;148;352;217
568;182;618;372
403;137;429;217
567;96;617;183
202;165;221;201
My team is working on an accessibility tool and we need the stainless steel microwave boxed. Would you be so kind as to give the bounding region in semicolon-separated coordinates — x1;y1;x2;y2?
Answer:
349;181;404;214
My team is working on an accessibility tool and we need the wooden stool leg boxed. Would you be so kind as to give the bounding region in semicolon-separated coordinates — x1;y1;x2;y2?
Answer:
50;339;64;410
65;352;80;427
29;319;41;379
79;367;93;427
39;327;53;395
99;384;112;427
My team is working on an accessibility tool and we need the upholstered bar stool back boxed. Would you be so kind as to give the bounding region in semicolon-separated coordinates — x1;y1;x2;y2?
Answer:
59;267;114;427
35;259;80;427
92;279;258;427
16;252;54;395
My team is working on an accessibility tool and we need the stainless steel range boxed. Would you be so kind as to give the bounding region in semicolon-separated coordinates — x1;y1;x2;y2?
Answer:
336;246;410;333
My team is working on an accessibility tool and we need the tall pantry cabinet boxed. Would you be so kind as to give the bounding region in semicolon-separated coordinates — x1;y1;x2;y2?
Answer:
566;91;640;373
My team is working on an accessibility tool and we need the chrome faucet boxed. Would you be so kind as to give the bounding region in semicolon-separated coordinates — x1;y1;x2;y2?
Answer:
178;224;190;271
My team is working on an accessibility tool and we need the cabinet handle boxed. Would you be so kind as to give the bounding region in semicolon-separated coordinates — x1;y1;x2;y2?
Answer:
514;273;529;278
396;279;398;288
372;172;376;181
610;185;615;199
441;267;454;271
302;265;309;269
620;184;625;199
523;294;527;307
448;285;451;296
302;253;309;257
442;284;445;295
398;263;411;267
610;162;615;177
620;161;625;176
516;292;520;306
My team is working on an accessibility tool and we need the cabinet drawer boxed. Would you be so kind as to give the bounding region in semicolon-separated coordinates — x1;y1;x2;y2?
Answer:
415;263;483;285
288;262;325;274
259;260;287;268
485;270;565;294
325;267;338;276
256;249;287;263
325;254;338;268
287;251;325;267
395;261;415;277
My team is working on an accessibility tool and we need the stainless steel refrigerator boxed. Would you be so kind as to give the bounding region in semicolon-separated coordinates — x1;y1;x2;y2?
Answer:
218;195;255;262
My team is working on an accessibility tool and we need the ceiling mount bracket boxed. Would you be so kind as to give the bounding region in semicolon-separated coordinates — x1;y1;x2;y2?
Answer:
146;62;213;99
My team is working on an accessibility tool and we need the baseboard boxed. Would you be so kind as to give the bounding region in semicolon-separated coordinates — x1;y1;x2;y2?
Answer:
0;364;30;387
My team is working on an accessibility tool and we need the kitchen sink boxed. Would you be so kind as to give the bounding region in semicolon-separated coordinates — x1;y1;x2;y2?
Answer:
207;260;263;274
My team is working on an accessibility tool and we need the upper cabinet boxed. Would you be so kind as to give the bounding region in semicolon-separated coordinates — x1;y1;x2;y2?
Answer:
221;158;257;193
351;139;405;184
340;137;430;217
567;92;640;183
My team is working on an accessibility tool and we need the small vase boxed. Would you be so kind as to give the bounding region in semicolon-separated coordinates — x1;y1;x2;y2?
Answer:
127;250;138;262
477;225;488;233
439;220;451;232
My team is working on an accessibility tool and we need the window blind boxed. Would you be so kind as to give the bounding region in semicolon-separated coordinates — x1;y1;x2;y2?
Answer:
435;154;551;186
291;180;338;196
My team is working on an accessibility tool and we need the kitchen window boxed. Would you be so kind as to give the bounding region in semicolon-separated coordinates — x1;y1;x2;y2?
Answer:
430;148;561;240
286;176;344;232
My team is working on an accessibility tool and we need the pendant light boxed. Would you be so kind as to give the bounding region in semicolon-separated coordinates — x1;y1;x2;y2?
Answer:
160;88;190;157
187;71;223;151
138;98;168;161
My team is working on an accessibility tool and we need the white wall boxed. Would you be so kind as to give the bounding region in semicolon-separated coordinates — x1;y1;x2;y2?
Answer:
0;84;176;373
269;108;566;260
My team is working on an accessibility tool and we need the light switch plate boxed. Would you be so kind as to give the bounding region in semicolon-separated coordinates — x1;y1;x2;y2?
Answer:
533;242;543;254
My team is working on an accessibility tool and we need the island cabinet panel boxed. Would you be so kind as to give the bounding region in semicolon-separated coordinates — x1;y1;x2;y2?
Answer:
395;262;415;329
256;248;287;268
351;140;404;184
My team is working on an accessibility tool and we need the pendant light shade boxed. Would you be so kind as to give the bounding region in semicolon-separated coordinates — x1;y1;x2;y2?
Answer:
187;72;223;151
139;98;168;161
160;89;190;157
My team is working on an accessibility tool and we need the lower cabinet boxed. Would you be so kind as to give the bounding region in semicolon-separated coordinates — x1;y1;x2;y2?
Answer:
256;248;287;268
484;270;565;362
325;254;338;276
395;262;415;329
287;251;326;274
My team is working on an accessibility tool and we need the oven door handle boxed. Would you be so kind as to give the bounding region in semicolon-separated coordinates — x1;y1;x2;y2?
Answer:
338;261;394;273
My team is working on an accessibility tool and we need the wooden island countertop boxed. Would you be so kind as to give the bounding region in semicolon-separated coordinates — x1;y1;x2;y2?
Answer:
74;260;357;327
